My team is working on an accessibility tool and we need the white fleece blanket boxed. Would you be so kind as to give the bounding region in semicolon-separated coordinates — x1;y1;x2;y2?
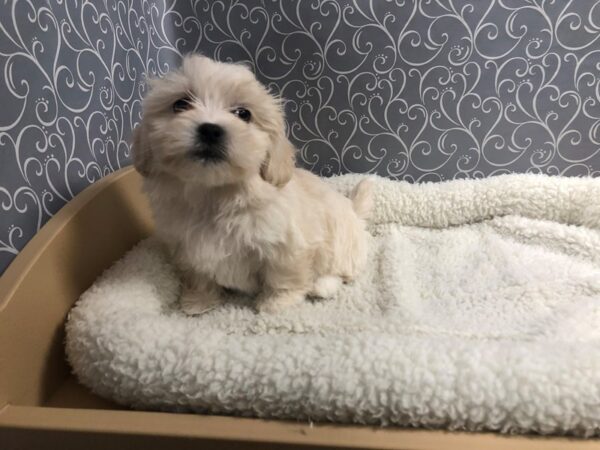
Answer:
66;174;600;436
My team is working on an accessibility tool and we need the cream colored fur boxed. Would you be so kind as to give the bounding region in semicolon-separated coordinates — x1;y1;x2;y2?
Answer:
132;55;372;313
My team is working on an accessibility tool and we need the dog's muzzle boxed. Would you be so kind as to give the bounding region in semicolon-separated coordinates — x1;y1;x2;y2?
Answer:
191;123;226;162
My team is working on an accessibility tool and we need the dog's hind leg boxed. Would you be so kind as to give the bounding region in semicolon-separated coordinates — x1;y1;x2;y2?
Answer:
309;275;342;298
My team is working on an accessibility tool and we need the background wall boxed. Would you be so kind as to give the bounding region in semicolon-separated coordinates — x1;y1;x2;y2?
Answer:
2;0;600;273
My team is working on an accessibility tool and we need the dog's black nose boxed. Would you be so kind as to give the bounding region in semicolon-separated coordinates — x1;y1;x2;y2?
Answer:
197;123;224;145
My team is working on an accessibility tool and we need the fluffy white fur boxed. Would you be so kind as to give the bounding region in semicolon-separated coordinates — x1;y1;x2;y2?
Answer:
67;173;600;436
132;55;372;314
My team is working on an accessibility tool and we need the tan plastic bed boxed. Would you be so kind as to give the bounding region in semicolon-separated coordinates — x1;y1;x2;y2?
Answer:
1;166;598;449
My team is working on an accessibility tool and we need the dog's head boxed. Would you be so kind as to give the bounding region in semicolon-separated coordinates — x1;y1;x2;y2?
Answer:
132;55;295;188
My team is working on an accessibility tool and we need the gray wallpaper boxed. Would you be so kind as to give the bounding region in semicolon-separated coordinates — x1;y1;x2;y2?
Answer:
2;0;600;274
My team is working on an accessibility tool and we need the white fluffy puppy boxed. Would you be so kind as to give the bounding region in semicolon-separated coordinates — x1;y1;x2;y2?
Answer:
132;55;372;314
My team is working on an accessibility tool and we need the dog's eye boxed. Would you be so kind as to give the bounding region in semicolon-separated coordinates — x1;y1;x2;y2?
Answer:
173;97;193;113
231;107;251;122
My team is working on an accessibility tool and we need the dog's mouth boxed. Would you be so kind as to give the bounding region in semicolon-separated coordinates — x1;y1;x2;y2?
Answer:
189;144;227;164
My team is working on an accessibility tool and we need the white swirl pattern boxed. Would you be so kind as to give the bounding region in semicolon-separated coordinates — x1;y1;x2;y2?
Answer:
1;0;600;273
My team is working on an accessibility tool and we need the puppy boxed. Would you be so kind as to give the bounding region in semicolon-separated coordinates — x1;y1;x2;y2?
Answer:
132;55;373;314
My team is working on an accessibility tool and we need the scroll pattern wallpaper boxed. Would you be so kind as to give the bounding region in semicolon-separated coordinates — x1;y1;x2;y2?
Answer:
1;0;600;273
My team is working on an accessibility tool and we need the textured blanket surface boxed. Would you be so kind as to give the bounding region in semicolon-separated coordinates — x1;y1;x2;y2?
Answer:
66;174;600;436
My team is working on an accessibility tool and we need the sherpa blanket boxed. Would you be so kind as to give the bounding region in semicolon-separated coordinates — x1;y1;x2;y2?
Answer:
66;174;600;436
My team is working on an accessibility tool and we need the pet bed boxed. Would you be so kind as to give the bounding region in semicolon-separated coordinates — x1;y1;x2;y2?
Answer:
66;173;600;437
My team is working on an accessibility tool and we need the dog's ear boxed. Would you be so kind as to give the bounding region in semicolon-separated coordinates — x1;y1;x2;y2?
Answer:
261;133;295;187
131;122;153;177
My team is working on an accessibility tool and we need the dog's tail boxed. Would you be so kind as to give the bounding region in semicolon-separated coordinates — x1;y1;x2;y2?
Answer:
350;178;374;221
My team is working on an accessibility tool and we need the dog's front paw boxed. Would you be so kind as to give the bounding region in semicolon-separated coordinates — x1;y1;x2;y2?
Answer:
180;290;222;316
256;290;305;314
